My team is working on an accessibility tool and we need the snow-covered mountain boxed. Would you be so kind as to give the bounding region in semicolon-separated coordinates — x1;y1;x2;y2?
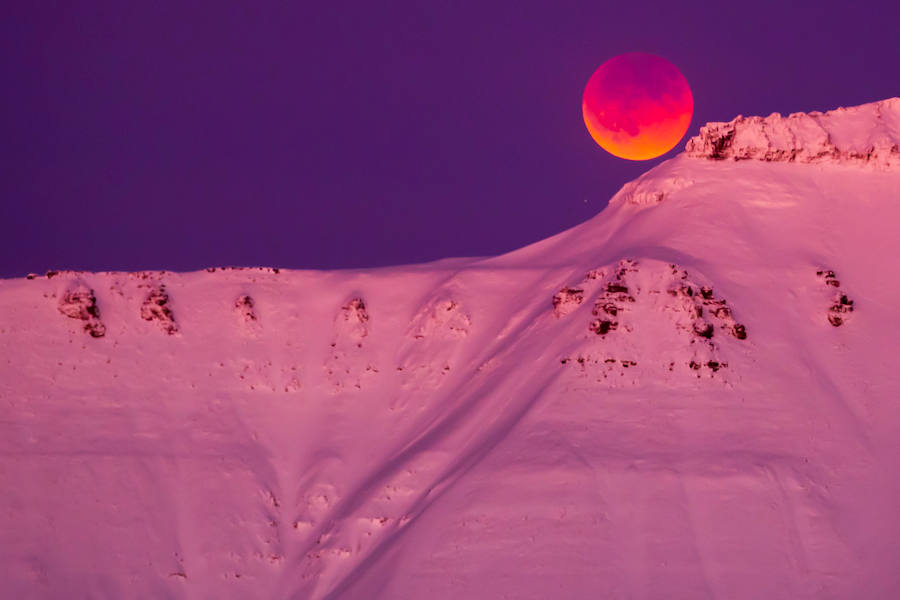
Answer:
2;99;900;600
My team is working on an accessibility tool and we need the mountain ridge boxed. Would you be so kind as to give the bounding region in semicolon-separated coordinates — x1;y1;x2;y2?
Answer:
684;97;900;166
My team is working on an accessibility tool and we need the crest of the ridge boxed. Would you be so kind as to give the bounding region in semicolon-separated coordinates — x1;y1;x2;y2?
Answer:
612;98;899;207
684;97;900;166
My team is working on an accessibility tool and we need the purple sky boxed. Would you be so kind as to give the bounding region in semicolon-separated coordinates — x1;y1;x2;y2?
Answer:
2;2;897;277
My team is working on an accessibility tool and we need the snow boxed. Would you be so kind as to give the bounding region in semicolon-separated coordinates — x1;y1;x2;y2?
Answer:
685;97;900;167
3;100;900;599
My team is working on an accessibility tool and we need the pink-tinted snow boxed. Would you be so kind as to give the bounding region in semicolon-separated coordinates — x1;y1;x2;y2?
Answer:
2;100;900;599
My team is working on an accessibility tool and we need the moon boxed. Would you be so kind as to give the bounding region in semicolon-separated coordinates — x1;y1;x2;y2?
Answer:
583;53;693;160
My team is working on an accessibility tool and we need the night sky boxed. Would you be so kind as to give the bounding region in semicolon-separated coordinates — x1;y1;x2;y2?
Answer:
2;2;897;277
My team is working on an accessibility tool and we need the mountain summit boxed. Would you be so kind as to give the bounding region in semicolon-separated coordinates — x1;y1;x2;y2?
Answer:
685;97;900;166
2;100;899;599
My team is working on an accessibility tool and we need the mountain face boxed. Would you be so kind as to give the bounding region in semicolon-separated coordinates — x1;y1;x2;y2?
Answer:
2;99;900;600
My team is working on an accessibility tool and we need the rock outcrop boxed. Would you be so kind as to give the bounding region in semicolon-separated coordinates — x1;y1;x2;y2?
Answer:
554;259;748;382
685;97;900;167
58;284;106;338
325;298;375;392
140;285;179;334
816;269;855;327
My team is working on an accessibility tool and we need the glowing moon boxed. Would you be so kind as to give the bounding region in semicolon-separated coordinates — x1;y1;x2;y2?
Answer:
583;53;693;160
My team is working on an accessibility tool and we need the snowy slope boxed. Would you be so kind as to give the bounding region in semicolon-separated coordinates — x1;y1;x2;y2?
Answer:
2;99;900;600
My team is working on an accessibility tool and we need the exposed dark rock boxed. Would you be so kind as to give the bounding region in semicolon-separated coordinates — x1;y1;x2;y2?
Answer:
235;295;258;323
556;260;747;379
552;286;584;316
709;128;736;160
828;297;854;326
559;355;638;377
141;285;179;335
693;322;714;339
818;268;854;327
58;285;106;338
590;319;617;335
344;298;369;323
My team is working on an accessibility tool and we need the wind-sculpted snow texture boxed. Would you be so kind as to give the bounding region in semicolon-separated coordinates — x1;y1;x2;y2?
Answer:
685;97;900;167
2;101;900;599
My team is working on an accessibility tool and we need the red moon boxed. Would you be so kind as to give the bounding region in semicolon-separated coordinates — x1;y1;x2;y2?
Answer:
583;53;693;160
